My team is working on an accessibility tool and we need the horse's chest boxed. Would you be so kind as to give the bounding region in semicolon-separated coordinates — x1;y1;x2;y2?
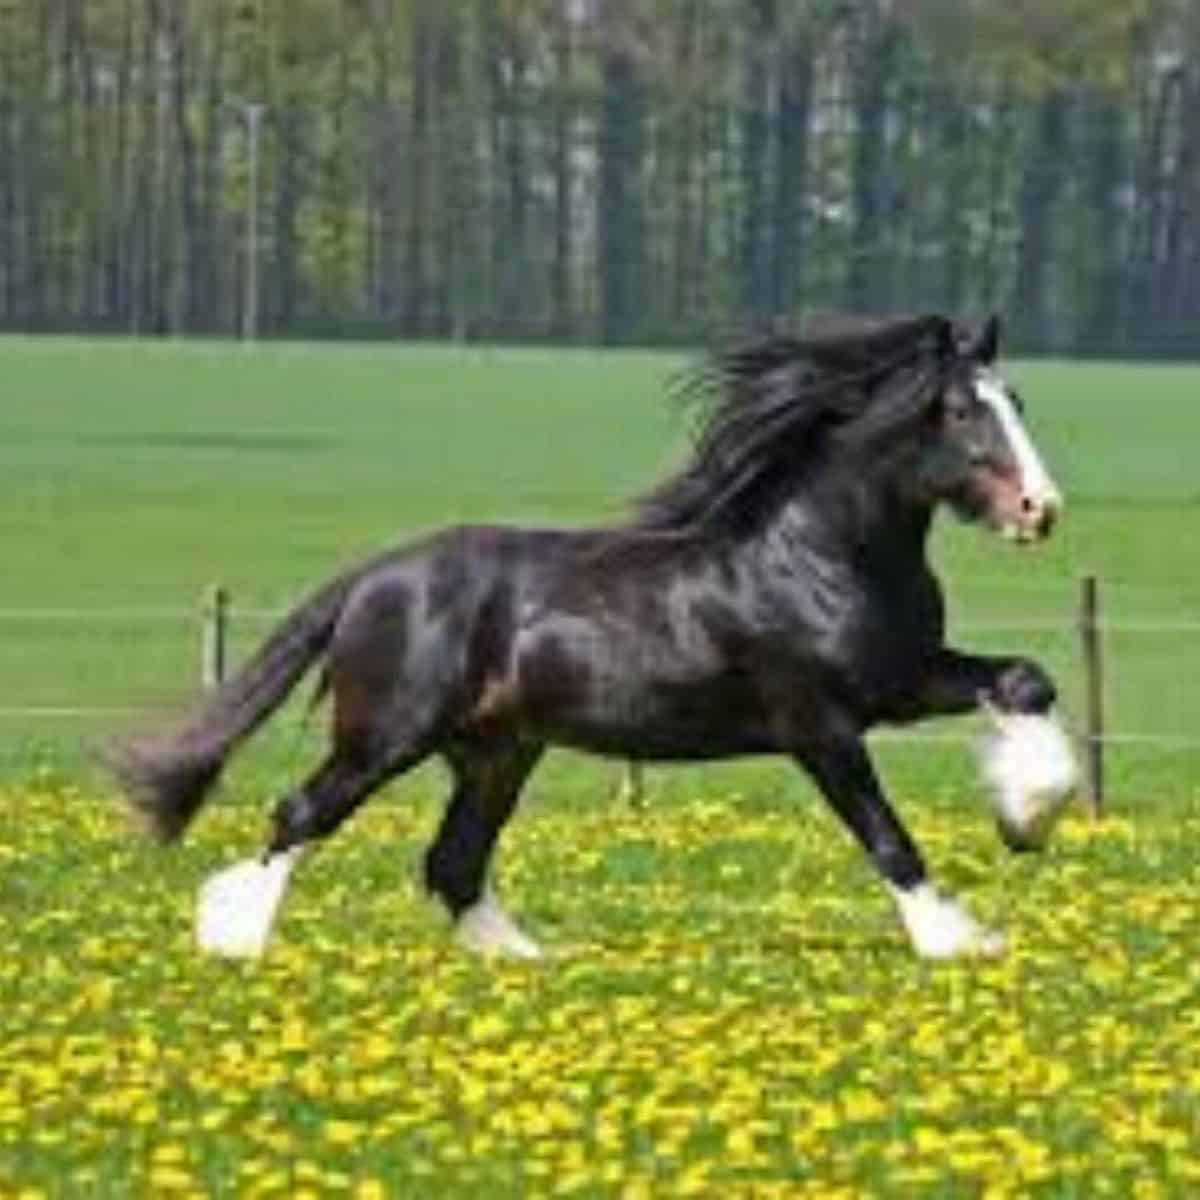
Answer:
857;614;934;680
814;588;942;704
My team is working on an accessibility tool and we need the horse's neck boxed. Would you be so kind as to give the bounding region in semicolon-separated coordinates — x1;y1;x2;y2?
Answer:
766;470;934;572
752;479;943;649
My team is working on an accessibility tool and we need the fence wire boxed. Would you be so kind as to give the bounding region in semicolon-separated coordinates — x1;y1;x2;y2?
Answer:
0;595;1197;755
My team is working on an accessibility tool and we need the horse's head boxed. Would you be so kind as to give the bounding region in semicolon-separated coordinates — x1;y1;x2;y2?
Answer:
636;313;1065;550
930;316;1063;544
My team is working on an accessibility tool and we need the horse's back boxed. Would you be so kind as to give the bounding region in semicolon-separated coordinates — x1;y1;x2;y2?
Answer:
325;523;601;731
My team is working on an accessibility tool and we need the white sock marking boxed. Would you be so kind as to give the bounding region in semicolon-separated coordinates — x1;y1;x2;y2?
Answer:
890;881;1006;959
195;848;301;959
456;894;543;960
979;709;1077;849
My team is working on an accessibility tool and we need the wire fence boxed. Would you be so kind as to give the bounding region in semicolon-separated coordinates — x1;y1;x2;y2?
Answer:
1;580;1198;806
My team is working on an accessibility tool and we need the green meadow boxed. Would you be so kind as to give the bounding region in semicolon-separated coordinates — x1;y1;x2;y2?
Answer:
0;339;1197;1197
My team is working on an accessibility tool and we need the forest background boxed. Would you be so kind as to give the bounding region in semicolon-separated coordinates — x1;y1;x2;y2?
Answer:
2;0;1199;356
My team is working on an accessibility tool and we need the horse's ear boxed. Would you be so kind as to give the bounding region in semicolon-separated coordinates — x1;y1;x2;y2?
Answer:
931;316;957;361
973;314;1001;364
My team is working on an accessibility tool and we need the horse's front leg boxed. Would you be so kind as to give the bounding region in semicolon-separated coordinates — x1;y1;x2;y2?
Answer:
796;731;1005;960
913;649;1078;850
911;647;1056;718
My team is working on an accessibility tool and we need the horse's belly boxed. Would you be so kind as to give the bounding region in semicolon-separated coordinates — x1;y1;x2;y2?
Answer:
535;712;774;761
514;623;775;757
846;647;935;721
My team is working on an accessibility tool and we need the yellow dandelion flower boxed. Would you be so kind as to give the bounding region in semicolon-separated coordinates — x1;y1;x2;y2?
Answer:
323;1119;365;1147
675;1164;712;1196
840;1088;886;1122
468;1013;508;1041
148;1167;195;1193
555;1169;595;1194
280;1020;309;1052
912;1126;946;1155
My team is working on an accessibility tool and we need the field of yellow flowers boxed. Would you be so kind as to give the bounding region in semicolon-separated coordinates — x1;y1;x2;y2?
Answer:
2;769;1198;1198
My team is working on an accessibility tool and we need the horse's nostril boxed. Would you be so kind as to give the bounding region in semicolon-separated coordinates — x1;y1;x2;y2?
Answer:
1018;494;1058;538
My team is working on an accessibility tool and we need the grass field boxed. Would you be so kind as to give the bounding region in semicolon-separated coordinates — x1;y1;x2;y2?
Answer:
1;338;1198;1197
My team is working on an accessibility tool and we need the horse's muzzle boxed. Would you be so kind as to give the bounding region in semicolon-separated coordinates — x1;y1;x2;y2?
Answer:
1007;491;1061;544
1024;492;1060;539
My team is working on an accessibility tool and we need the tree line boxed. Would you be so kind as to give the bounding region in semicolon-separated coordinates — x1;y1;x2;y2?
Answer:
1;0;1198;357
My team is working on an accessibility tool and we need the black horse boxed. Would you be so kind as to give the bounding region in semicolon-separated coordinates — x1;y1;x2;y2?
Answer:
112;313;1074;961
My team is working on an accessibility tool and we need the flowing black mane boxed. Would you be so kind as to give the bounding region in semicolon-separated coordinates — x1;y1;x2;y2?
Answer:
634;313;958;540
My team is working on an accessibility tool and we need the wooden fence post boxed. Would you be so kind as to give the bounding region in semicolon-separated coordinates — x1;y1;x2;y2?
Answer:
618;761;645;808
202;584;229;690
1078;574;1105;818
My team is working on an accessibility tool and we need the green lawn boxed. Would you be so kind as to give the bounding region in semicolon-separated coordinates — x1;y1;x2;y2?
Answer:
0;338;1198;1197
0;338;1196;783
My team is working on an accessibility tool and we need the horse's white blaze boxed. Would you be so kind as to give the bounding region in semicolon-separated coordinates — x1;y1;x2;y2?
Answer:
889;882;1006;959
974;369;1063;515
457;894;543;960
979;709;1077;849
196;848;301;959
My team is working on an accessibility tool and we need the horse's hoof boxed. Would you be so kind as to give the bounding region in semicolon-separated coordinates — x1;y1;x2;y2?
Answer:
456;895;543;960
915;921;1007;960
979;711;1077;851
893;882;1007;961
195;850;299;959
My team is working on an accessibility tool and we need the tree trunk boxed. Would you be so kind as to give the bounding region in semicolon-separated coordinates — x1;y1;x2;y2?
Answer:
598;4;645;344
404;0;432;335
740;0;775;322
368;1;401;323
429;9;460;339
550;0;574;339
979;80;1016;312
197;2;227;333
22;3;53;326
846;4;901;313
669;5;698;332
1075;92;1125;354
936;84;971;316
274;103;304;333
770;31;813;316
155;0;198;333
1011;88;1071;352
1159;68;1198;354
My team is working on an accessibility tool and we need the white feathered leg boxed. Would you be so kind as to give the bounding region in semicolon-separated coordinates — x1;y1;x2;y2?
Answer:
195;848;302;959
456;893;543;960
890;881;1006;959
978;707;1078;850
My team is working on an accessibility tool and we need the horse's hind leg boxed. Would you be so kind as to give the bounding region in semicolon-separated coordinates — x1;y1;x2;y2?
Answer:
195;578;460;958
196;740;430;960
426;738;544;959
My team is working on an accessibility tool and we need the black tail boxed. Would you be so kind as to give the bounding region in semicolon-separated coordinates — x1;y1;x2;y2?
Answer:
108;567;360;842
